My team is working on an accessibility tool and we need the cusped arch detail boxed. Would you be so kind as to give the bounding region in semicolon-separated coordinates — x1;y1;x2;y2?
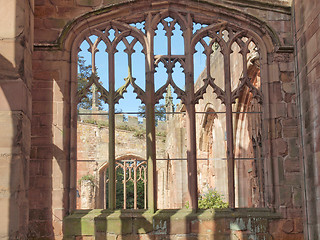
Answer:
98;154;145;173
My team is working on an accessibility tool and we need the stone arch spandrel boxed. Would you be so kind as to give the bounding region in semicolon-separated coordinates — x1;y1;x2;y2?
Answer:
59;1;284;52
33;0;293;50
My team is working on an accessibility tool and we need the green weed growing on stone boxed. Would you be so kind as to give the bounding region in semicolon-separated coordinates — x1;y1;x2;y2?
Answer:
198;189;228;209
83;119;97;125
133;129;145;139
117;124;136;132
156;131;166;137
78;174;95;186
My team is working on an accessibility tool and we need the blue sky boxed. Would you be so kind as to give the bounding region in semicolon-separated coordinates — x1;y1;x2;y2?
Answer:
78;20;208;114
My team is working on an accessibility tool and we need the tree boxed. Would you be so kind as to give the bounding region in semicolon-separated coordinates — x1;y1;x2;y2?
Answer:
77;56;103;110
138;104;166;122
105;166;145;209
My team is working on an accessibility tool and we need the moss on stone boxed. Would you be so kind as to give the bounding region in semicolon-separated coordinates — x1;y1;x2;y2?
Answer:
63;208;281;237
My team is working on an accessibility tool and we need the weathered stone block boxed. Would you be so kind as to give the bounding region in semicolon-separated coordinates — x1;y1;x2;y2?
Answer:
294;218;303;233
283;125;298;138
34;6;56;18
284;157;300;173
44;18;69;29
270;118;282;139
169;218;190;234
280;71;294;83
50;0;75;6
282;82;296;94
286;208;303;219
284;173;302;186
269;82;283;103
35;0;46;6
267;63;280;83
288;138;299;158
0;80;31;115
279;186;292;206
279;62;294;72
287;103;297;117
282;219;294;233
138;233;155;240
76;0;101;7
293;187;302;207
272;139;288;157
270;103;287;118
34;29;60;43
32;101;53;114
190;219;215;235
106;215;133;235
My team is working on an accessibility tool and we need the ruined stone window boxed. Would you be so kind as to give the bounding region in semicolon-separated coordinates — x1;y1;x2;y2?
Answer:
74;9;264;210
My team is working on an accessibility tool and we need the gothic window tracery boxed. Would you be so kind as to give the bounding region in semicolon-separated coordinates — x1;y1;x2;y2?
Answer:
75;8;264;210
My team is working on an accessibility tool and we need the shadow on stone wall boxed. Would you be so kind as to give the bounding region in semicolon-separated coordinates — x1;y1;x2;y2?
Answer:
0;50;34;238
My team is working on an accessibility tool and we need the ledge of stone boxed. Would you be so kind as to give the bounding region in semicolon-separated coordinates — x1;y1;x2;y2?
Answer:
64;208;281;237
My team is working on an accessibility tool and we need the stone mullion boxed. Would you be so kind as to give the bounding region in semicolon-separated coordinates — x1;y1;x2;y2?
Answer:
70;52;79;212
134;161;138;209
257;136;265;207
91;46;97;109
167;24;172;56
185;25;198;210
98;170;106;208
241;45;248;79
123;163;127;209
224;50;236;208
108;52;116;210
146;23;157;212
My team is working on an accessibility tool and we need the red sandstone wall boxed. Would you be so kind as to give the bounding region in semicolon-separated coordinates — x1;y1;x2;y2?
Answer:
31;49;71;239
0;1;33;239
294;0;320;238
30;0;302;239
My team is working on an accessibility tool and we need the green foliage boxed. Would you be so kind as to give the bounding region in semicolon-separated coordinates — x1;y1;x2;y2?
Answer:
116;124;145;139
133;129;145;139
138;104;166;122
116;166;145;209
105;166;145;209
77;56;103;110
78;174;95;186
82;119;108;128
198;189;228;209
156;131;166;137
83;119;146;138
116;124;136;131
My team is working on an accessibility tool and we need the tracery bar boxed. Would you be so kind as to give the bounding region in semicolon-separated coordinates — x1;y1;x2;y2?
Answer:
224;49;236;208
108;51;116;209
146;18;157;211
185;22;198;210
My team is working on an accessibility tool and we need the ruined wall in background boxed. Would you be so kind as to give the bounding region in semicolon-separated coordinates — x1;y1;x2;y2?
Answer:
294;0;320;238
76;111;166;209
